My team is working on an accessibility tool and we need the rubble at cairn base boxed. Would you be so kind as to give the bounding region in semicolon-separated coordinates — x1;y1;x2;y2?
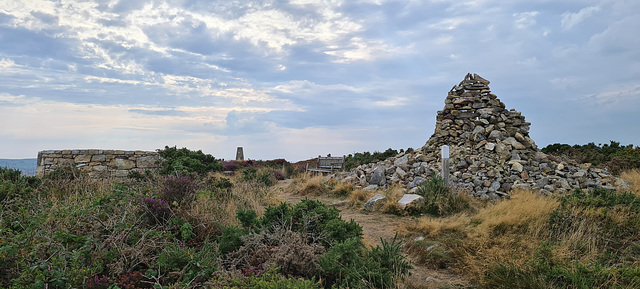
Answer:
335;73;630;200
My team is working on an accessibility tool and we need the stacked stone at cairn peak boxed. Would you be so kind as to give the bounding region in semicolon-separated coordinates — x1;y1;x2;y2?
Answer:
425;73;535;151
334;73;628;199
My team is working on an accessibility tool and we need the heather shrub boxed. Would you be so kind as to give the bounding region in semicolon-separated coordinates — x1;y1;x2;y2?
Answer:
222;161;238;171
139;197;173;224
273;170;285;180
160;175;197;205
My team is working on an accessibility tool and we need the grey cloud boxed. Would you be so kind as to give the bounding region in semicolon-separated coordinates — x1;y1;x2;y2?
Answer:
129;109;189;116
29;11;59;25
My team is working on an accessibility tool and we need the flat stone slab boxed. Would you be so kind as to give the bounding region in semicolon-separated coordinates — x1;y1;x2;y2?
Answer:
397;194;425;210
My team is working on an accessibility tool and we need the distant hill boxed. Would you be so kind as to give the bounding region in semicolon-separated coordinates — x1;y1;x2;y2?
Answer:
0;159;37;176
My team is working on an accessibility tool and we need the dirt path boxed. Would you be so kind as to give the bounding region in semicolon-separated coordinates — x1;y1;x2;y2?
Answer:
278;182;467;288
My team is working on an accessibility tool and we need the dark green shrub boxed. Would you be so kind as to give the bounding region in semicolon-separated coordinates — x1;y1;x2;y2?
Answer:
0;167;21;182
158;146;223;175
237;209;259;230
218;225;247;256
241;167;258;182
364;235;413;288
319;235;412;288
418;174;470;216
258;170;274;186
318;237;365;286
215;177;233;190
343;148;399;171
322;218;363;245
541;141;640;174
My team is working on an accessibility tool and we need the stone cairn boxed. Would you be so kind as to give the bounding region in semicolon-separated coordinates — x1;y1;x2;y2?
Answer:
335;73;628;200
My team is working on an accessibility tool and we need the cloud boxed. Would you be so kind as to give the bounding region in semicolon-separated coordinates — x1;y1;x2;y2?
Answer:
513;11;538;29
561;5;601;30
1;0;639;161
129;109;189;116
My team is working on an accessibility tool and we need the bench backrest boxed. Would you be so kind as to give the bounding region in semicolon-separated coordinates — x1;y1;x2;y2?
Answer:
318;157;344;169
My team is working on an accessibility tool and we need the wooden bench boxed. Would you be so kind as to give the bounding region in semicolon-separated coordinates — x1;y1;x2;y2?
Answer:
306;155;345;173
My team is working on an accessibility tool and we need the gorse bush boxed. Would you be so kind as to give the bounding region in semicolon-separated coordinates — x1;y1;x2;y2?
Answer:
158;146;223;175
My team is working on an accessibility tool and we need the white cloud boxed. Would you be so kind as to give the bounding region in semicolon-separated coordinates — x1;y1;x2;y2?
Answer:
374;97;408;107
561;5;601;30
587;84;640;106
513;11;539;29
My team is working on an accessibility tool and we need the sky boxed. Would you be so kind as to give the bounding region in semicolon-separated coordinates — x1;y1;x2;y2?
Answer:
1;0;639;161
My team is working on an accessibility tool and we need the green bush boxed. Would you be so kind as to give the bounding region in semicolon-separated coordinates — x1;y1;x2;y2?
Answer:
343;148;400;171
541;141;640;174
319;235;412;288
237;209;259;230
418;174;470;216
158;146;223;175
157;240;218;283
0;167;39;202
218;225;248;256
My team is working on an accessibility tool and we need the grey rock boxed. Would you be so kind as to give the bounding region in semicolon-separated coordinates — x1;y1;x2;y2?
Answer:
364;194;385;211
370;168;386;185
394;155;409;166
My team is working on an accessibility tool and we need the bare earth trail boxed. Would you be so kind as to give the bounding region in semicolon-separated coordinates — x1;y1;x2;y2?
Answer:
278;181;467;288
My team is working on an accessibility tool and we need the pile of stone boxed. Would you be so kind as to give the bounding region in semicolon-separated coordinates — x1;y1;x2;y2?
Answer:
335;73;628;200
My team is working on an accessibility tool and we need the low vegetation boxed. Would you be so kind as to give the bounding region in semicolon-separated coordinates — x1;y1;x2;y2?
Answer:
542;141;640;175
0;147;411;288
342;148;414;171
4;143;639;288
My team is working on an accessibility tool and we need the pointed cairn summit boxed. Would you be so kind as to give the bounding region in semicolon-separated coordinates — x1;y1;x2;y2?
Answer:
424;73;536;151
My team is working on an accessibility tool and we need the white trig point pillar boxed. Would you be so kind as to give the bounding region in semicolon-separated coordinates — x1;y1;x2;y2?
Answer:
441;145;450;186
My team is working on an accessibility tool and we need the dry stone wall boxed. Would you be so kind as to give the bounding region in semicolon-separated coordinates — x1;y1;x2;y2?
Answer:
335;73;630;198
36;149;163;178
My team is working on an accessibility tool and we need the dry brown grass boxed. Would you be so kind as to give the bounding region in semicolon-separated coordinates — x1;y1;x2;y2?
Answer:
348;188;376;207
401;189;560;279
282;173;329;196
620;168;640;196
379;185;407;213
189;172;283;226
329;182;355;196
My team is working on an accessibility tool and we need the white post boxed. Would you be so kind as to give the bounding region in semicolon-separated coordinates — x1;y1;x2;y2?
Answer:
441;145;450;186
